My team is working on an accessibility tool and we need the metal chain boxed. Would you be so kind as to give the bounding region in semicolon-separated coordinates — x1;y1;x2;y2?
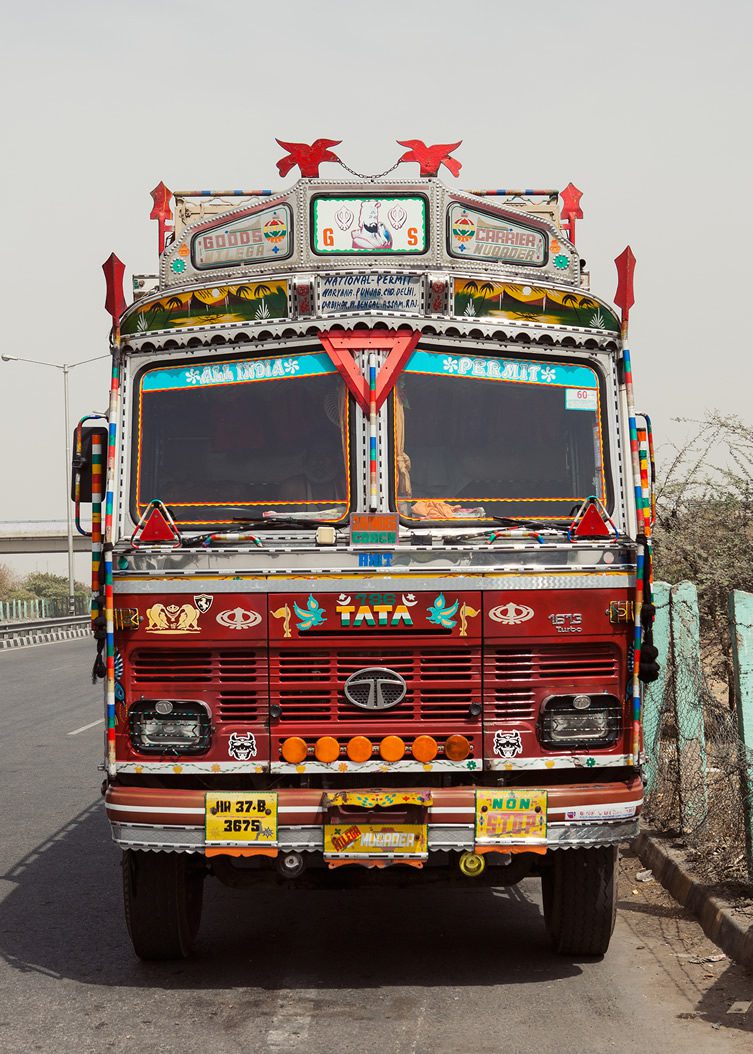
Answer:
336;160;404;180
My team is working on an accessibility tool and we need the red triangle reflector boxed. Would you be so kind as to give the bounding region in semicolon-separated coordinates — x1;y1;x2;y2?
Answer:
132;501;182;547
319;330;420;412
570;498;614;540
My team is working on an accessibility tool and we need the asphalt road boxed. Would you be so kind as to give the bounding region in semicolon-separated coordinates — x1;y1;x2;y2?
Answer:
0;639;751;1054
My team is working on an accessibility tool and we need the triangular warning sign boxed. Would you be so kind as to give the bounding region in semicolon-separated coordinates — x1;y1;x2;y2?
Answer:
319;330;420;412
570;497;616;540
132;500;182;547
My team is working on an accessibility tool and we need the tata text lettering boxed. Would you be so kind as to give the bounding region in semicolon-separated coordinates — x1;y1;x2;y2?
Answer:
335;593;414;628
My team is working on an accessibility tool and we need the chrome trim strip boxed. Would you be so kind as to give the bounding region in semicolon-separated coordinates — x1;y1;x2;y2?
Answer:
113;572;634;593
110;817;639;853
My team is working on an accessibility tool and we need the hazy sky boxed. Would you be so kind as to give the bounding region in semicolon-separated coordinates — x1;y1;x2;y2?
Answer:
1;0;751;566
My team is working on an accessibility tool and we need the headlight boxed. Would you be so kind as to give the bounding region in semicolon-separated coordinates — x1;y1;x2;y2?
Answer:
539;694;620;749
128;699;211;755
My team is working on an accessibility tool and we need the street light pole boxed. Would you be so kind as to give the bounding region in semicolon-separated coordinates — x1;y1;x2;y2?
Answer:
62;364;74;612
1;353;109;613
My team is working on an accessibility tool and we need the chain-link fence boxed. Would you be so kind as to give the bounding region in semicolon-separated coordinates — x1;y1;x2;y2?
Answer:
644;583;753;895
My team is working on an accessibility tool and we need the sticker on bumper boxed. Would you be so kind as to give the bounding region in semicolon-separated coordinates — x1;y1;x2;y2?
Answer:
324;822;427;858
475;789;547;846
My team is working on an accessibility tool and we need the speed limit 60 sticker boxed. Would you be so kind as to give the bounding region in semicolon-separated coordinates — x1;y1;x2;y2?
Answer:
565;388;598;411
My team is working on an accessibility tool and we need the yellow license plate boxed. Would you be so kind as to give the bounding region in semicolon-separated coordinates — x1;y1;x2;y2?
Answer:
205;792;277;846
475;789;547;845
324;822;427;857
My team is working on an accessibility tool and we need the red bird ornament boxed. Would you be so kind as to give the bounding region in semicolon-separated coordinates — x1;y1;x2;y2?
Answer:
275;138;342;178
397;140;463;177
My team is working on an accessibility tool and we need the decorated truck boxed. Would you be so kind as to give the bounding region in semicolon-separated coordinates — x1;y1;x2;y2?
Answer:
72;138;658;960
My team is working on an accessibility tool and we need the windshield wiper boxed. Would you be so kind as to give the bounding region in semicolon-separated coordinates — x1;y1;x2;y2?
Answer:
232;510;345;529
183;527;264;548
183;511;346;546
486;515;569;532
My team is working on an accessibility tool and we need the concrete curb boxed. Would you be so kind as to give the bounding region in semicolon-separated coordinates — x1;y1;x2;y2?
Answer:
634;830;753;968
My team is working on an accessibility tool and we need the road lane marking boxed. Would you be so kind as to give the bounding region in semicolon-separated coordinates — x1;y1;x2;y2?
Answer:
67;718;104;736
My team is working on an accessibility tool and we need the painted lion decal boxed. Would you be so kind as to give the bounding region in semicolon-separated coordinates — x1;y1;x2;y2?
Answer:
145;603;200;632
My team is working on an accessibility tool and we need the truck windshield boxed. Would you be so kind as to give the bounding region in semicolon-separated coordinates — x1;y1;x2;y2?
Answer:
394;348;607;522
134;351;349;526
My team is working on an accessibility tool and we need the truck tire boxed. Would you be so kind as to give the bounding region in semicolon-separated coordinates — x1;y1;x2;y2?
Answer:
541;846;617;956
122;850;204;960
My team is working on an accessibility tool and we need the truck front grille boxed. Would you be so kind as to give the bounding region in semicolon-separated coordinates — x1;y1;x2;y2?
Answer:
271;645;481;727
129;647;265;723
485;643;621;721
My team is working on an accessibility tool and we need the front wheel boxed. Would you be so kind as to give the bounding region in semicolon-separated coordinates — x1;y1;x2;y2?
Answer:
541;846;617;956
122;850;204;960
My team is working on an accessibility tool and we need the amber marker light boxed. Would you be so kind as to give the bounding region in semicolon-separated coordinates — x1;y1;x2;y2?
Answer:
444;734;471;761
281;736;308;764
314;736;340;763
411;735;438;763
379;735;406;762
347;736;373;762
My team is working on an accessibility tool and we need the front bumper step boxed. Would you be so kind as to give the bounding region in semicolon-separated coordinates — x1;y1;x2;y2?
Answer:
106;780;643;855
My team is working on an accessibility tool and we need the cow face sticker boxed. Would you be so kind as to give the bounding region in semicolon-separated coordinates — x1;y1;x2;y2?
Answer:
228;732;258;761
493;729;523;759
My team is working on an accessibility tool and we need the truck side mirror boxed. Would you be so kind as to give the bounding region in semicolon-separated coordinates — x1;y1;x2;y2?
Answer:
71;425;109;502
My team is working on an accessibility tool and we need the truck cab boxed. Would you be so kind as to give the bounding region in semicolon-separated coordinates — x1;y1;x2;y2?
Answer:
75;142;650;959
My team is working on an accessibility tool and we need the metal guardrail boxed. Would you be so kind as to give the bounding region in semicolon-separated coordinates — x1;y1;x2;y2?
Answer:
0;615;90;648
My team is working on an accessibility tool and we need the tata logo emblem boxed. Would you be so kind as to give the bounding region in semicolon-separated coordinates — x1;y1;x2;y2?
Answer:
344;667;407;711
216;607;262;630
488;602;535;625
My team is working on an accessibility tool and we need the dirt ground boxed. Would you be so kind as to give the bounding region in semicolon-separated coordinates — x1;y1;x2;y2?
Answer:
619;846;753;1035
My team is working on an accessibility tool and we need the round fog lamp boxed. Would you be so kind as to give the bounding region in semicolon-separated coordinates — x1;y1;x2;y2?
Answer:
314;736;340;763
281;736;308;764
347;736;373;763
444;734;471;761
573;694;592;710
379;735;405;762
411;735;438;763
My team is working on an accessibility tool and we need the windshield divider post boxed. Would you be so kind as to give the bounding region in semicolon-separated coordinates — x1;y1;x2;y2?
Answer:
369;352;378;510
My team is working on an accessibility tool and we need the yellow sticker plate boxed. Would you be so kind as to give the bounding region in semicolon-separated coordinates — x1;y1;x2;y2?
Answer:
205;792;277;847
324;822;427;857
475;789;547;845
